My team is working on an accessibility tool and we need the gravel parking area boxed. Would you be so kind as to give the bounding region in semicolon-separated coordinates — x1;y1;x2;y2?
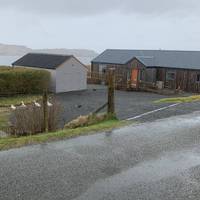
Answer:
56;85;200;126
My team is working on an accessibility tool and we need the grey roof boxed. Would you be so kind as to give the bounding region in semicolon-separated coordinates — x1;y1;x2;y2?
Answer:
92;49;200;70
12;53;72;69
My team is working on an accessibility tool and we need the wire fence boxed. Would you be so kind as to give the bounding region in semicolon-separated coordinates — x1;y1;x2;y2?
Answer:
87;71;129;90
1;71;155;136
0;91;58;136
87;71;158;91
0;71;117;137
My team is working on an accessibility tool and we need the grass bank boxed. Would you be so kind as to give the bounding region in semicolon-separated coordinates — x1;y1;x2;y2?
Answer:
0;108;10;129
155;95;200;103
0;119;129;151
0;94;42;107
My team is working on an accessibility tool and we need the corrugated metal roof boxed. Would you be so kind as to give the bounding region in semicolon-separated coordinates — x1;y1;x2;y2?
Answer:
12;53;72;69
92;49;200;70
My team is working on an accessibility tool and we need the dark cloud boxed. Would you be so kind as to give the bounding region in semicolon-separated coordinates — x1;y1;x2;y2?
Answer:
1;0;200;16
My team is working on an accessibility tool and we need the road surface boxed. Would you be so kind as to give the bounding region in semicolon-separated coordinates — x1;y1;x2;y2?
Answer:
1;112;200;199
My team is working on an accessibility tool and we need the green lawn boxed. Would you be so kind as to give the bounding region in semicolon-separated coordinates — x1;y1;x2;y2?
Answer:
155;95;200;103
0;119;130;151
0;94;42;107
0;108;10;129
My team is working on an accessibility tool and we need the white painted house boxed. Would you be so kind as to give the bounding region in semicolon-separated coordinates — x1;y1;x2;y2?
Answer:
12;53;87;93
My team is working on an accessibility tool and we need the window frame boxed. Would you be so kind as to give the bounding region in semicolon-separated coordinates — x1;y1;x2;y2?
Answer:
196;74;200;83
99;64;107;73
166;70;176;81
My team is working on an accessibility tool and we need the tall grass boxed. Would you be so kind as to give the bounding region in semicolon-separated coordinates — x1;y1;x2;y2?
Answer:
9;100;62;136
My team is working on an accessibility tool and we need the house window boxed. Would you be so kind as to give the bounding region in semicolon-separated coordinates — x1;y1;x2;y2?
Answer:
166;71;176;81
127;71;131;81
99;64;107;73
197;74;200;82
139;69;145;81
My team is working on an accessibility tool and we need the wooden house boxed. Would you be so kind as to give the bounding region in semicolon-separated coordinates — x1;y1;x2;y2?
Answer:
91;49;200;92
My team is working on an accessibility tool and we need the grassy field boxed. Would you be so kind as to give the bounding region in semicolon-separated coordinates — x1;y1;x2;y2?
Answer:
0;119;129;151
0;94;42;107
155;95;200;103
0;108;10;129
0;94;44;130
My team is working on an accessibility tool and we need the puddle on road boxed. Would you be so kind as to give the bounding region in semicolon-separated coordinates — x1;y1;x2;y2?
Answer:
76;149;200;199
116;151;200;183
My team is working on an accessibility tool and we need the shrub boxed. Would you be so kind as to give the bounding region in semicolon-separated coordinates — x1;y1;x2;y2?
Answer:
64;113;117;129
0;67;50;94
9;99;62;136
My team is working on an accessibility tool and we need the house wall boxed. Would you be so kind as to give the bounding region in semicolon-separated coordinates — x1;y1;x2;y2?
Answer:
91;59;145;79
91;62;127;86
56;57;87;93
151;67;200;92
145;68;157;83
91;59;146;89
92;61;200;92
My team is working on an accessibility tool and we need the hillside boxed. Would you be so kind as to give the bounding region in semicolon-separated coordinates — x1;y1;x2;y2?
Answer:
0;43;31;56
0;43;98;60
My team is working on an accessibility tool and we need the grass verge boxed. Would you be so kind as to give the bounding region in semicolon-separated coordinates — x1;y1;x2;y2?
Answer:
0;108;10;129
0;94;42;107
0;119;129;151
155;95;200;103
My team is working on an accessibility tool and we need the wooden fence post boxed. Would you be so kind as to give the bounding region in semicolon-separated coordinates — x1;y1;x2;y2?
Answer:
43;91;48;132
107;68;115;114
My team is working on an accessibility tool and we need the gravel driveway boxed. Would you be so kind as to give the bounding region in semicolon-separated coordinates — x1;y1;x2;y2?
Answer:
56;85;200;126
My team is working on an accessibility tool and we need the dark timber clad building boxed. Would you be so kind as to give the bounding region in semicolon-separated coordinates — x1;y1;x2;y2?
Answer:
91;49;200;92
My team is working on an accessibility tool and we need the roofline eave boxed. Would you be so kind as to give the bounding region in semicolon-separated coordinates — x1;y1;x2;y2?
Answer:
12;64;56;70
146;65;200;71
91;61;126;65
92;57;147;67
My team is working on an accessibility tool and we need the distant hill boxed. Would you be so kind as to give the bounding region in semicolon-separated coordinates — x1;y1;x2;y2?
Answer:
0;43;98;64
34;49;98;58
0;43;31;56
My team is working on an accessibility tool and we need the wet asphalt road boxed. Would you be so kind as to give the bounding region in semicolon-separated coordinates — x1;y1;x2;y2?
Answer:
2;112;200;199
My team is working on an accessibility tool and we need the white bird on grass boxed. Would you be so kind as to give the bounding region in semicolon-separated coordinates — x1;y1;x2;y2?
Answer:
10;104;16;110
20;101;26;108
34;100;41;107
47;101;53;107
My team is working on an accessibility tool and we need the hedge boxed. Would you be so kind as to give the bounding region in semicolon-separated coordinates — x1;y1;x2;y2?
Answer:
0;67;51;94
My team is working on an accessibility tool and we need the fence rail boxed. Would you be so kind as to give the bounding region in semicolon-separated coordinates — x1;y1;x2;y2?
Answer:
0;91;56;136
139;81;157;90
87;71;128;90
1;70;117;136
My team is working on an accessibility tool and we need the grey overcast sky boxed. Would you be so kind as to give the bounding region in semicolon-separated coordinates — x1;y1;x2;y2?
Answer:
1;0;200;52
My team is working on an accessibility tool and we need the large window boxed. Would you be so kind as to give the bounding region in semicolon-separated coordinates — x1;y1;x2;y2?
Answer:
166;70;176;81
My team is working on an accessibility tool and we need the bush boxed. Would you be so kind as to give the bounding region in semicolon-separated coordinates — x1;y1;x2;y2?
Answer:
64;113;117;129
0;67;50;94
9;99;62;136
